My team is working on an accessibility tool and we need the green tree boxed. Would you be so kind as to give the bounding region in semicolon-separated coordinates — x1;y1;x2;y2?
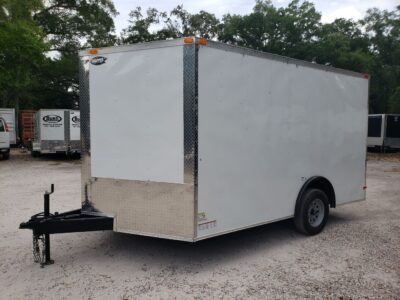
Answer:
120;5;220;44
219;0;321;59
0;0;47;110
31;0;118;109
34;0;118;52
362;6;400;113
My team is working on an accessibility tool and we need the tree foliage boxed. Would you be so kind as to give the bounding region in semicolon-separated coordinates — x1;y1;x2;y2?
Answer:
0;0;47;109
120;5;220;44
0;0;117;110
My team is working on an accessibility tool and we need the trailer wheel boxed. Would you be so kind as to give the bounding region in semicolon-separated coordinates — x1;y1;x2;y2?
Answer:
294;188;329;235
2;152;10;160
31;151;40;157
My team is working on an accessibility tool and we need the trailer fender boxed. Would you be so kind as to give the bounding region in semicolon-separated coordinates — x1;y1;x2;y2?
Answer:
295;177;336;216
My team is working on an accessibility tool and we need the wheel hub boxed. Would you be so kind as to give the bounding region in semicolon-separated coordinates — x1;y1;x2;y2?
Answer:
308;198;325;227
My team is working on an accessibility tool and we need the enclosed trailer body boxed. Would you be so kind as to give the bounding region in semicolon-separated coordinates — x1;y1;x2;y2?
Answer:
0;108;17;145
367;114;400;150
77;38;369;242
32;109;81;155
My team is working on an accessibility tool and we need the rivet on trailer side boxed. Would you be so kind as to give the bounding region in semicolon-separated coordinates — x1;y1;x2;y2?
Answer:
20;37;369;266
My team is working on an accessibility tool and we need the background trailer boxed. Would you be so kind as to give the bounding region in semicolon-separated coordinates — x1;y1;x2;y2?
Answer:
367;114;400;151
32;109;80;155
21;38;369;265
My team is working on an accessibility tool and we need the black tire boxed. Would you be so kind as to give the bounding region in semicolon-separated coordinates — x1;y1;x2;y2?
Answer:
2;152;10;160
294;188;329;235
31;151;40;157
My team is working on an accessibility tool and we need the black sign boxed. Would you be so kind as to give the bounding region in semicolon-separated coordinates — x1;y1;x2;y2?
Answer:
90;56;107;65
72;116;80;123
43;115;62;123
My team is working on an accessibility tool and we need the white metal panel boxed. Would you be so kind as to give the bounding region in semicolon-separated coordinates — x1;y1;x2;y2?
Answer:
0;119;10;148
69;110;80;141
0;108;16;144
197;46;368;238
39;109;65;141
89;46;184;184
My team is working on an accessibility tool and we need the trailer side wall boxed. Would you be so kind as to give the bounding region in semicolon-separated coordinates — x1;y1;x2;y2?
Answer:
196;45;368;239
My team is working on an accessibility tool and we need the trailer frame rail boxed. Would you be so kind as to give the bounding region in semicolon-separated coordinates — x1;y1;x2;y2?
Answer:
19;184;113;267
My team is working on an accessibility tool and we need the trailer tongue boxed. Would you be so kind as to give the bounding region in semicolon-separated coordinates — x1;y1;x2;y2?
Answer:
19;184;113;267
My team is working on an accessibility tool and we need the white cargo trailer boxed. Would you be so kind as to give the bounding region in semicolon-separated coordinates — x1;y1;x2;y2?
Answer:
367;114;400;151
32;109;81;155
0;108;17;145
76;38;369;241
20;38;370;266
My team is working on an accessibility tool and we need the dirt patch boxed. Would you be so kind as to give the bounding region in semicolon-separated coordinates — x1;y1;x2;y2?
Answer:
367;151;400;162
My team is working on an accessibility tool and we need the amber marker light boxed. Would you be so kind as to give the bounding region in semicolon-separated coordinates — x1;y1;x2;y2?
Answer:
88;49;98;55
183;37;194;44
198;37;207;45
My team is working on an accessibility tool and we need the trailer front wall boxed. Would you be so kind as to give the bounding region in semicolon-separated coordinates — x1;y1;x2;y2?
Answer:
36;109;67;153
80;42;196;240
196;45;368;239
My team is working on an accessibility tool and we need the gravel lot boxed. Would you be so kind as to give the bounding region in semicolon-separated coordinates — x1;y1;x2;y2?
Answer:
0;149;399;299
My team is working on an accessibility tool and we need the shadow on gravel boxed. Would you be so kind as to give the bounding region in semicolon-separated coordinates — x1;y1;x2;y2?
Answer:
35;153;81;161
7;148;81;162
64;214;350;269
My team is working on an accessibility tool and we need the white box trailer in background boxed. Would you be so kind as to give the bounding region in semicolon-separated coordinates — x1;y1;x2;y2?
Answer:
32;109;81;155
367;114;400;151
78;38;369;241
20;38;370;266
0;108;17;145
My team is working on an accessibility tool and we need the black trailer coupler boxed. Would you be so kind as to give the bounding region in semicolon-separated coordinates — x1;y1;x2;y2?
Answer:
19;184;113;267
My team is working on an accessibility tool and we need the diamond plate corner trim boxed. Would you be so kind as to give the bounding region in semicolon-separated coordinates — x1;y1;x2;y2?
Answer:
183;43;199;238
79;57;90;154
79;56;94;212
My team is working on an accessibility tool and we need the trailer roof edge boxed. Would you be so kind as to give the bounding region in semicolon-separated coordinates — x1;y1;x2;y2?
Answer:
205;40;366;79
80;38;366;79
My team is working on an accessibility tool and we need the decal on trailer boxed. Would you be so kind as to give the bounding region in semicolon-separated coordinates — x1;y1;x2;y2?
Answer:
71;115;80;128
42;115;63;128
198;220;217;231
90;56;107;65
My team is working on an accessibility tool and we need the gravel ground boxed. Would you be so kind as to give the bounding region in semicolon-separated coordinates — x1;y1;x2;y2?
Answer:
0;149;399;299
